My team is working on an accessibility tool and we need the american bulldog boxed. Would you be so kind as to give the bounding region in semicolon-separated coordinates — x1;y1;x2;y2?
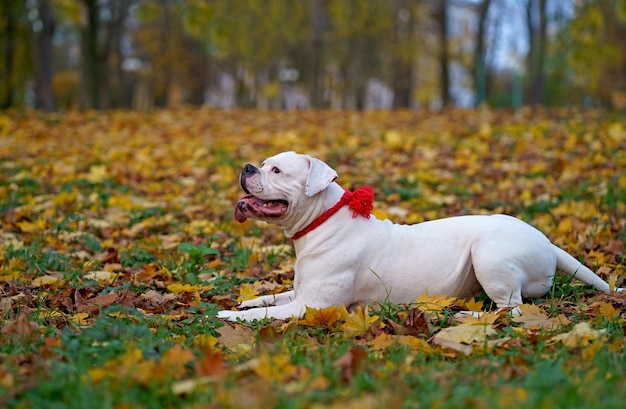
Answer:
217;151;612;321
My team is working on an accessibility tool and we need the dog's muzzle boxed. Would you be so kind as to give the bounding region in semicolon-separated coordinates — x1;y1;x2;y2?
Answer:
240;164;259;194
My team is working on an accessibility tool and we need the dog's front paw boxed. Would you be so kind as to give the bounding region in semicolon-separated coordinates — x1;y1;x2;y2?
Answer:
216;309;240;322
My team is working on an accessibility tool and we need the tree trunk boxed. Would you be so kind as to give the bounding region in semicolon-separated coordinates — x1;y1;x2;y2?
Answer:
1;1;18;109
32;0;56;111
434;0;450;107
392;0;413;109
473;0;491;106
306;0;324;108
525;0;547;105
81;0;101;109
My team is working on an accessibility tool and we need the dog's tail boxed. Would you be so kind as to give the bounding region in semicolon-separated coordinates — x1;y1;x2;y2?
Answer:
553;245;610;292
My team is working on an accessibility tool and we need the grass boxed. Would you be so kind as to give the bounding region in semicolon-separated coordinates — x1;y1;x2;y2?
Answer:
1;107;625;408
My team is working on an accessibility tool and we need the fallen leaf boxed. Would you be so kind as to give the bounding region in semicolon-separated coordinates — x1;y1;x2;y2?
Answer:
551;322;606;347
340;305;378;338
433;323;496;345
83;270;118;284
300;305;342;327
216;324;255;349
414;292;459;312
512;304;570;330
332;345;367;382
76;292;118;314
1;313;40;342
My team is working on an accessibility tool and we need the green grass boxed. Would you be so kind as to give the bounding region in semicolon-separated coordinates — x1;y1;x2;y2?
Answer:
1;108;625;408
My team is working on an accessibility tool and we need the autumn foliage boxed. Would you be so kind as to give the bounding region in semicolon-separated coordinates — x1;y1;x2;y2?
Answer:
0;108;625;407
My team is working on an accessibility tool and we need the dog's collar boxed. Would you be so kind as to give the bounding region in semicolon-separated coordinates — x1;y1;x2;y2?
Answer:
288;186;374;240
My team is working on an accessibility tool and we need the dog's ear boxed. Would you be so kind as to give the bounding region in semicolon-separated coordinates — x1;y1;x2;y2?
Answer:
305;156;338;197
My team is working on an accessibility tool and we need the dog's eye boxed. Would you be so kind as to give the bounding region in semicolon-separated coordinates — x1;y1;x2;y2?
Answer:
271;167;281;174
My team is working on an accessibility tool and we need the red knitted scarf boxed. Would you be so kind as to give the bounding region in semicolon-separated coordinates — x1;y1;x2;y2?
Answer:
289;186;374;240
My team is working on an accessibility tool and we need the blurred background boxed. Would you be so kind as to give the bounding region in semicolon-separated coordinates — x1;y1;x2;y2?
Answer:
1;0;625;111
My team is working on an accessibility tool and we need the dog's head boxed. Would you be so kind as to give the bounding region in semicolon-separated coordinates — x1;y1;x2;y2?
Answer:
234;151;338;228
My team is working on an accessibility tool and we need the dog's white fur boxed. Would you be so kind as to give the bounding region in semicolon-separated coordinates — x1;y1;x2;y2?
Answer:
218;151;611;322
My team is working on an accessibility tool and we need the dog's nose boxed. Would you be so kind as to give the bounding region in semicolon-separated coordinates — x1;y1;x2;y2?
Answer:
242;164;258;176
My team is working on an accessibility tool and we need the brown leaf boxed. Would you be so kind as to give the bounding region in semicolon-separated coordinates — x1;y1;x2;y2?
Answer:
332;345;368;382
216;324;255;349
403;307;430;336
76;292;118;314
1;313;40;342
194;348;227;378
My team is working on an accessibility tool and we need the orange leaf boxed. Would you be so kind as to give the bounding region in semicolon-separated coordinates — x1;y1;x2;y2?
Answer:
340;305;377;338
300;305;342;327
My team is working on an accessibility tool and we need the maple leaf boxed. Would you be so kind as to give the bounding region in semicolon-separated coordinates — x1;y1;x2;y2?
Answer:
166;283;213;294
512;304;570;330
332;345;368;382
158;344;195;379
70;312;89;325
367;333;395;351
300;305;342;327
1;313;40;344
551;322;606;347
434;323;497;345
236;283;260;302
464;298;484;312
254;350;299;384
340;305;378;338
31;274;61;288
414;292;459;312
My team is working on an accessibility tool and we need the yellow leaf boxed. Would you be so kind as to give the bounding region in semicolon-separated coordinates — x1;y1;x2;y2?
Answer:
53;190;78;206
31;275;60;287
551;322;606;347
512;304;570;330
340;305;377;338
71;312;89;325
193;334;220;349
236;283;260;302
166;283;212;294
434;323;496;345
582;340;603;362
300;305;342;327
384;130;403;150
367;333;395;351
83;270;118;284
0;270;23;282
255;350;299;384
396;336;436;354
464;298;484;312
607;273;618;292
86;165;108;183
597;302;619;320
17;219;46;233
414;292;458;312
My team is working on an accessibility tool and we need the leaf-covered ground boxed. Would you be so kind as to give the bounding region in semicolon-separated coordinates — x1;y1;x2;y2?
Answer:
1;108;625;408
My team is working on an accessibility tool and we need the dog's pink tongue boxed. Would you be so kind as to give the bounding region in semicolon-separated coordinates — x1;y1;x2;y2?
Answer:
234;197;248;223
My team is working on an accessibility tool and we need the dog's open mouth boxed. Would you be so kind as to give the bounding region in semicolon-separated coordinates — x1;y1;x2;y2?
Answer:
234;195;289;223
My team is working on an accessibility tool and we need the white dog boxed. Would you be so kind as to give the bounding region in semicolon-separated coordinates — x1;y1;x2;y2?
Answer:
217;151;611;322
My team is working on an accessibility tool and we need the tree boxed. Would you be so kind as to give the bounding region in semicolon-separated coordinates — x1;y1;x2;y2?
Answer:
391;0;415;109
473;0;491;106
31;0;57;111
0;0;30;109
79;0;133;109
433;0;450;107
524;0;547;105
306;0;324;108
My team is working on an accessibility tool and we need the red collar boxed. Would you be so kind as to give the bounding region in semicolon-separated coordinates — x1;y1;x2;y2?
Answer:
288;186;374;240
